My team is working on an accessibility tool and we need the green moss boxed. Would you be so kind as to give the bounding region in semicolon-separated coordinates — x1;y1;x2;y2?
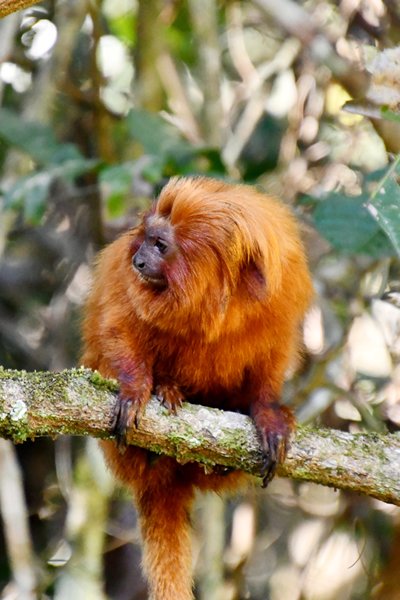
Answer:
2;421;29;443
87;369;119;393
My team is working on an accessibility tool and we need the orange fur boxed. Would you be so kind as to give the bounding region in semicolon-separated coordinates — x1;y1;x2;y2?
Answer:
81;176;313;599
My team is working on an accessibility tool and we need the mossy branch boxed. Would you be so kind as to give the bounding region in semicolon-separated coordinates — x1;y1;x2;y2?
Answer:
0;0;41;18
0;366;399;506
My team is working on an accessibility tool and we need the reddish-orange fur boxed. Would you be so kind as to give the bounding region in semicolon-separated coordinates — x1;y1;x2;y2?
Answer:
81;176;313;599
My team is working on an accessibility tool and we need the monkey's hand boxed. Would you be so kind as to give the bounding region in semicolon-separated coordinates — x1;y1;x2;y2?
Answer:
252;403;295;488
155;383;184;414
112;375;152;451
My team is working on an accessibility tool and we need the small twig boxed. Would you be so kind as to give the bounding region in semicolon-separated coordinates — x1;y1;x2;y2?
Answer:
222;38;301;168
156;52;202;143
0;367;400;506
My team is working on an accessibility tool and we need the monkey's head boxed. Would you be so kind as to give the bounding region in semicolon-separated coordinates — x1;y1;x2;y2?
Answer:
128;176;303;337
131;216;175;289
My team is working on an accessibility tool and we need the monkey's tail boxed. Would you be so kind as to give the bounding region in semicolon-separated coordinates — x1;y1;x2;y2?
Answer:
132;458;195;600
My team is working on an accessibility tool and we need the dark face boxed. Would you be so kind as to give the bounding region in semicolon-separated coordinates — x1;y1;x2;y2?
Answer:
132;217;175;289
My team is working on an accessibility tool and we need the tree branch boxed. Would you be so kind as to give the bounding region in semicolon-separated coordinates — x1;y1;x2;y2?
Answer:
0;0;41;18
0;366;399;506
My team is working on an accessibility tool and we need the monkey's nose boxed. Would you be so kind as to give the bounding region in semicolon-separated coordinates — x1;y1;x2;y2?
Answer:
133;253;145;271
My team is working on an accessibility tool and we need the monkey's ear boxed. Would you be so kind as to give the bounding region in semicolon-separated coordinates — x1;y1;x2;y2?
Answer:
240;257;267;301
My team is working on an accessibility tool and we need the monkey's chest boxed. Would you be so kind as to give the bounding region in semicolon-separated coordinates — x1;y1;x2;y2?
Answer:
151;340;249;411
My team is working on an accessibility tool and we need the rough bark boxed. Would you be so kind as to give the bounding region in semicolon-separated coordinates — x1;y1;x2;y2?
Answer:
0;0;41;18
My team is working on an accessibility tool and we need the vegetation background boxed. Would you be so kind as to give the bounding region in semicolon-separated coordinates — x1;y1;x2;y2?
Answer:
0;0;400;598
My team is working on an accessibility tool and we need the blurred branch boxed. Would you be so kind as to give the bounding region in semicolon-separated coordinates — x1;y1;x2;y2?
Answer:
135;0;166;110
157;52;202;143
188;0;223;145
23;0;88;122
0;310;48;370
222;37;301;169
1;367;400;506
226;3;259;85
0;439;37;599
88;0;116;163
253;0;319;46
252;0;369;98
0;13;20;103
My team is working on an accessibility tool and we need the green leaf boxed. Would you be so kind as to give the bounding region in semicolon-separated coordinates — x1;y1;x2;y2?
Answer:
99;163;134;218
108;14;136;46
4;172;52;224
381;106;400;123
4;159;99;224
141;157;164;183
365;159;400;257
0;108;84;165
46;158;99;182
127;109;192;159
312;193;394;256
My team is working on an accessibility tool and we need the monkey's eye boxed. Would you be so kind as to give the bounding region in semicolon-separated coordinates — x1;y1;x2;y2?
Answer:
154;238;168;254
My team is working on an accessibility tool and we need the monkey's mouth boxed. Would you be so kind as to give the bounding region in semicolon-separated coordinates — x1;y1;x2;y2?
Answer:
136;271;167;289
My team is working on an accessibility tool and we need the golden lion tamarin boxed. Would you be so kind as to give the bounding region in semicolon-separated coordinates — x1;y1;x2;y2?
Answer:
81;176;313;600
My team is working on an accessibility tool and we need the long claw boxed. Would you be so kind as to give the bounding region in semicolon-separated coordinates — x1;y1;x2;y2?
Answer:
112;393;147;453
259;432;285;487
253;404;294;488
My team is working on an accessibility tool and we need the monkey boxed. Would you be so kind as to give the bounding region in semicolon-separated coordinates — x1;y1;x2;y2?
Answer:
81;176;313;600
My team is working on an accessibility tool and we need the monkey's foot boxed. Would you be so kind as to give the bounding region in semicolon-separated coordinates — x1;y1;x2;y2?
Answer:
155;383;184;414
253;404;295;488
112;390;149;452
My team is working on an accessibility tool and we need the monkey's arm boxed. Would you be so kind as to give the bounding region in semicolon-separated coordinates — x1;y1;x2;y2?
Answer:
82;311;154;445
245;352;296;486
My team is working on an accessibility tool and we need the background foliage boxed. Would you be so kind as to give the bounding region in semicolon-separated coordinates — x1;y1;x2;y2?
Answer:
1;0;400;599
